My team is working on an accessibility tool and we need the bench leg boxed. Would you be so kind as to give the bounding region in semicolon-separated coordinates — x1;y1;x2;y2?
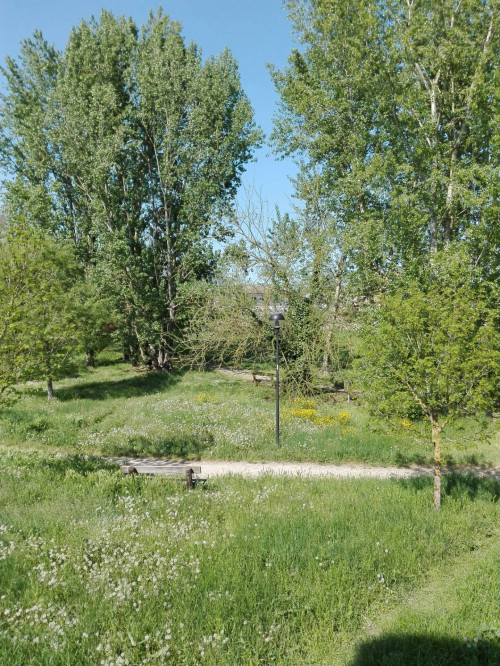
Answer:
185;468;194;490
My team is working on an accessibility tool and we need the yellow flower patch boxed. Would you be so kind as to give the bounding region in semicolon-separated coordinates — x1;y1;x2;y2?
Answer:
336;411;352;425
291;397;316;410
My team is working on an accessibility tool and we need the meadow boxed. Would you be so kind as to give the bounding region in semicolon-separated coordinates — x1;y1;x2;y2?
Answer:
1;355;498;467
0;450;498;665
1;357;499;664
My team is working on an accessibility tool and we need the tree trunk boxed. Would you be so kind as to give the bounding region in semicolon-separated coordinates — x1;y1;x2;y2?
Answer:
125;342;140;367
432;420;442;510
149;345;161;371
321;256;345;375
321;327;333;376
47;378;54;401
85;348;95;369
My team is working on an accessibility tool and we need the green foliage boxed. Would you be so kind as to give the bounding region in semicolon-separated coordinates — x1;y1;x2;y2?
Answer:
356;248;499;507
273;0;499;283
70;279;117;367
0;222;79;404
232;191;350;387
181;278;274;368
0;9;262;370
269;0;500;498
357;251;500;425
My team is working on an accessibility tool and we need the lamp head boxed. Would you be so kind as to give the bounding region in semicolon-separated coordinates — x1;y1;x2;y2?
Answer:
269;313;285;328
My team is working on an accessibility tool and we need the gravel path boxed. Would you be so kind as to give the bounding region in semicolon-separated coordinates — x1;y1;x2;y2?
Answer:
110;458;500;480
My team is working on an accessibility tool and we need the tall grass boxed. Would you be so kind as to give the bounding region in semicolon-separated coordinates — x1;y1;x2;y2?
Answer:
0;451;498;664
349;528;500;665
1;357;498;466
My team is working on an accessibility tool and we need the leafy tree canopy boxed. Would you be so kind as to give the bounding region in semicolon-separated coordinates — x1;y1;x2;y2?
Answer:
0;221;79;403
0;9;262;369
272;0;499;289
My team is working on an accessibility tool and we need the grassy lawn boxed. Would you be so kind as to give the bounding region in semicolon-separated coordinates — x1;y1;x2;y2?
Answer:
1;355;498;466
349;537;500;664
0;451;498;665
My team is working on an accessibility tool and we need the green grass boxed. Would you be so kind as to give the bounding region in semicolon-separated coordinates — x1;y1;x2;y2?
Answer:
0;451;499;665
346;512;500;665
1;355;498;466
348;542;500;664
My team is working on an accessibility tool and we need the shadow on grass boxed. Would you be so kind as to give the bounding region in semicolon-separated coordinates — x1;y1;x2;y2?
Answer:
394;450;431;466
446;452;488;467
55;370;184;402
350;633;498;665
398;473;500;502
94;355;129;368
108;433;213;459
23;454;114;476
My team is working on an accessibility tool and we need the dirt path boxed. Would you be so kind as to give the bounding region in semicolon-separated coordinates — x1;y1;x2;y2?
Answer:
110;457;500;480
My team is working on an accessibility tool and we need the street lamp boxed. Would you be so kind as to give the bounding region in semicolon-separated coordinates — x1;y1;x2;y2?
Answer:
269;313;285;446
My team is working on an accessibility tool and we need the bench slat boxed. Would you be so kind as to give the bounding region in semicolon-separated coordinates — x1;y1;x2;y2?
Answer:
120;465;201;475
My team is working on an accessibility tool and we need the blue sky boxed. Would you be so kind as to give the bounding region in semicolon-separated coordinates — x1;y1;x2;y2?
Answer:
0;0;298;214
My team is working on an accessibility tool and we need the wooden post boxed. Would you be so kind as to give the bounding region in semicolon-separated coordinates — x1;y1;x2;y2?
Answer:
432;421;442;510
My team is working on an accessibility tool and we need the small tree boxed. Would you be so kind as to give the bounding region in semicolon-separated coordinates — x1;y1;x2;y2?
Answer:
0;222;79;402
0;224;34;404
357;251;500;509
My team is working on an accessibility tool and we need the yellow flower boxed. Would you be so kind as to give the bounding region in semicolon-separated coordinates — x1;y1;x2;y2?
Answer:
313;415;334;427
336;411;352;424
290;408;317;420
291;397;316;410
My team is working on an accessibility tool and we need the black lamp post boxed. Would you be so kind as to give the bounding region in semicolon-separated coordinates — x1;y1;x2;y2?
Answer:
269;313;285;446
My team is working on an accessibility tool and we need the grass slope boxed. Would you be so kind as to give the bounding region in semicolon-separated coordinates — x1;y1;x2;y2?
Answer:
1;356;498;466
348;537;500;665
0;451;499;664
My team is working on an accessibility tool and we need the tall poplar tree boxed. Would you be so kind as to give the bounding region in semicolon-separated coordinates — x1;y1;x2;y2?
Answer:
272;0;499;284
0;9;261;369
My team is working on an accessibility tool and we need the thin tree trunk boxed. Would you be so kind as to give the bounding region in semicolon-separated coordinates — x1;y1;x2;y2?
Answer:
165;243;176;371
130;348;138;367
321;256;345;375
162;198;176;371
321;327;333;376
131;324;148;365
432;420;442;510
444;144;458;248
85;348;95;369
149;345;160;371
47;378;54;401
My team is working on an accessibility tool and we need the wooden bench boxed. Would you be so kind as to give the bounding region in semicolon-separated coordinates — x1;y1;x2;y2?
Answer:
251;371;273;385
121;464;202;489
